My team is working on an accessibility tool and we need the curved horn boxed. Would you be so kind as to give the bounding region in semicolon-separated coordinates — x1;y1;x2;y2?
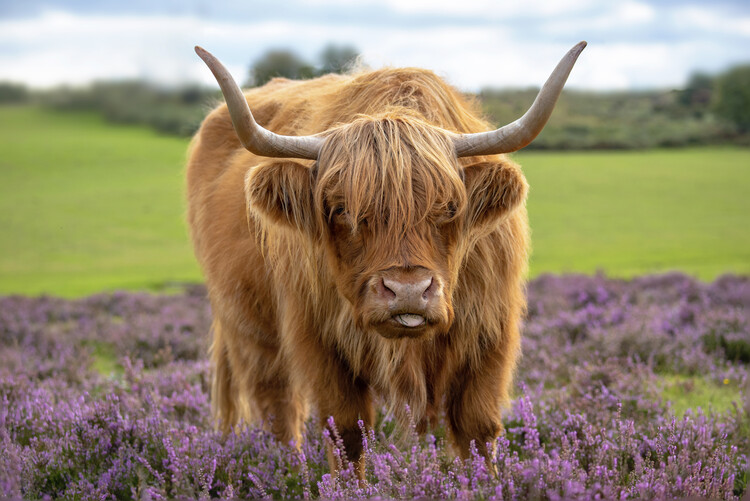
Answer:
195;46;323;160
453;41;587;157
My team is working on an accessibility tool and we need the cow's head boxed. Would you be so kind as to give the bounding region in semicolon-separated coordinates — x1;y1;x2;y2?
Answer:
196;43;586;339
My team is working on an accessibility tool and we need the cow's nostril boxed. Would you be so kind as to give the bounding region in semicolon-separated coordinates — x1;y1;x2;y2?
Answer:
380;278;397;299
422;277;435;299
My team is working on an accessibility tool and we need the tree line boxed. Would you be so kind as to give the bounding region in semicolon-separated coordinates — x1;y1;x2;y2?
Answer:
0;45;748;149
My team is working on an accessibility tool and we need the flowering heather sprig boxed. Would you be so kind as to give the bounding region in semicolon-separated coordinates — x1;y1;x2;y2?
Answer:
0;273;748;499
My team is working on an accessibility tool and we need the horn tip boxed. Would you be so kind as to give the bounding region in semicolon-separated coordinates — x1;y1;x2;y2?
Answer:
195;46;208;59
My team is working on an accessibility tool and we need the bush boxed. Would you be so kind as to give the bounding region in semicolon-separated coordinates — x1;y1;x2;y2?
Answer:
479;87;743;150
38;81;218;137
0;82;29;104
714;65;750;133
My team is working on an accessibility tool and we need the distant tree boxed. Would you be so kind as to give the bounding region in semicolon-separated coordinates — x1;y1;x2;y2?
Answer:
714;65;750;132
248;50;315;87
318;44;360;75
679;72;714;108
178;84;207;105
0;82;29;104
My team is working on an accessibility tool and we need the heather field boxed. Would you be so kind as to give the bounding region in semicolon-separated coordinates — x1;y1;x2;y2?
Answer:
1;273;748;499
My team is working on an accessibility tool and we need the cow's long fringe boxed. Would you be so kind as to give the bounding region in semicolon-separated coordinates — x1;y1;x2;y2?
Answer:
316;110;467;246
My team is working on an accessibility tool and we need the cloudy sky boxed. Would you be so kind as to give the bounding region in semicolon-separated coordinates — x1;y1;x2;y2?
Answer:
1;0;749;91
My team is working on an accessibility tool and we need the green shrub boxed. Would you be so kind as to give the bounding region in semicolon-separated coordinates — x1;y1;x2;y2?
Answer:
0;81;29;104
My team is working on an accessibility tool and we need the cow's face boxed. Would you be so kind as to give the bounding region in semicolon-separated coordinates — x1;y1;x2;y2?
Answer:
247;114;528;339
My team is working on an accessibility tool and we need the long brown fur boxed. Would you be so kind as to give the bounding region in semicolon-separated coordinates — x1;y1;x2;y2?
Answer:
186;67;529;469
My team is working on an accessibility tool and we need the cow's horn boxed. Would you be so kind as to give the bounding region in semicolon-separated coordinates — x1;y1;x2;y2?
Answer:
195;46;323;160
453;41;587;157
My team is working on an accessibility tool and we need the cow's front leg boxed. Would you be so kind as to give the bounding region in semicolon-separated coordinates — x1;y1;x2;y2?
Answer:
446;347;514;461
313;354;374;478
281;306;373;477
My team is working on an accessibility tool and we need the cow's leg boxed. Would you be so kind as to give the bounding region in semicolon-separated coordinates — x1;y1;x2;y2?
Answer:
309;351;374;478
446;346;515;461
209;319;241;434
282;331;373;476
278;304;374;477
249;352;308;448
212;317;307;447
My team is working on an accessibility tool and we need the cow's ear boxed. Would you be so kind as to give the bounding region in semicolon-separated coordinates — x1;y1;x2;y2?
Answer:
245;160;315;232
463;160;528;229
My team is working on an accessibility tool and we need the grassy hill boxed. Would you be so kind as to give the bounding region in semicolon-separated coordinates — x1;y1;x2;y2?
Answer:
0;106;748;297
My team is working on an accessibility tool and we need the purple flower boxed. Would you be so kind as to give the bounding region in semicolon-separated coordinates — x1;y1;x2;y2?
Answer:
0;274;748;499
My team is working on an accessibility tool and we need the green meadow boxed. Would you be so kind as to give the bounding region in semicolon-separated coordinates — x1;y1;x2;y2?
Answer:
518;147;750;279
1;105;748;297
0;106;201;296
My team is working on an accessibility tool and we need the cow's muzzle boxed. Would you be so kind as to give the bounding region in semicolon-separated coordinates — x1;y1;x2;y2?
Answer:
366;267;447;339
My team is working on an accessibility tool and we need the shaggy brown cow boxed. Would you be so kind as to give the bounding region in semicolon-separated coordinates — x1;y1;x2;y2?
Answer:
187;42;586;470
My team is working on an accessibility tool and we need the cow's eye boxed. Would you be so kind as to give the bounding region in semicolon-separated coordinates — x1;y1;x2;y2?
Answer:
329;206;348;222
446;202;458;219
329;206;353;227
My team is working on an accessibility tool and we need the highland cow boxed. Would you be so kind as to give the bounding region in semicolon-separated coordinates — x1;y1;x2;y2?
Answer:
187;42;586;471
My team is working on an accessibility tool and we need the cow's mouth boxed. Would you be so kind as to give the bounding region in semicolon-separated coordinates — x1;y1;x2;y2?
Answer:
359;299;452;339
374;313;432;339
391;313;426;328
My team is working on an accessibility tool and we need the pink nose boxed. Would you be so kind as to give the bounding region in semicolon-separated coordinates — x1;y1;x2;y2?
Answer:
382;276;433;304
375;268;439;313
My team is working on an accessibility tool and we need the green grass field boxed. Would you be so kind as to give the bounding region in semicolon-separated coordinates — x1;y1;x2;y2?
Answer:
0;106;201;296
1;106;748;297
517;147;750;279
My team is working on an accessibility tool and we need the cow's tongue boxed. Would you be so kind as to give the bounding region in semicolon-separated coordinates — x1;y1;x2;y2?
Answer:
394;314;425;328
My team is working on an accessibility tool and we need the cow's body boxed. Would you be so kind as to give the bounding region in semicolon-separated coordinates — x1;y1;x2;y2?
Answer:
187;44;583;468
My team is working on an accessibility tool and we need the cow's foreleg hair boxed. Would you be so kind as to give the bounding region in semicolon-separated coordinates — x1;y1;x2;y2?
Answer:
446;339;517;461
212;317;308;447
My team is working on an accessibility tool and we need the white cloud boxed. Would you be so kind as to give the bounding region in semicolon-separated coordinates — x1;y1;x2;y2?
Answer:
375;0;598;17
0;10;586;89
0;11;203;86
617;1;656;24
299;0;599;17
537;1;657;37
672;5;750;37
0;4;748;90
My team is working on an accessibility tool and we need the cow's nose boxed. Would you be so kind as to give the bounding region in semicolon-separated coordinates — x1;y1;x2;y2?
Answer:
382;276;434;303
375;267;443;314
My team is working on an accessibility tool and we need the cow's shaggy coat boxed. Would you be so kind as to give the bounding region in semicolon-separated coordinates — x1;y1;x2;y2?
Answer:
187;67;529;468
